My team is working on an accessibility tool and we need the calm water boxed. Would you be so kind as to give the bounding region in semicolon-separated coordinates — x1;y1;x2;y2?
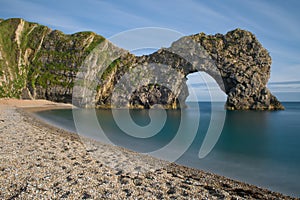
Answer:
36;102;300;197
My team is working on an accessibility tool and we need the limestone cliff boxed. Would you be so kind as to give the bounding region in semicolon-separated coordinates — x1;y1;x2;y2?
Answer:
0;18;284;110
94;30;284;110
0;18;104;102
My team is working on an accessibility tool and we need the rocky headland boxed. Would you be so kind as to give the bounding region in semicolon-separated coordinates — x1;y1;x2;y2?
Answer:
0;18;284;110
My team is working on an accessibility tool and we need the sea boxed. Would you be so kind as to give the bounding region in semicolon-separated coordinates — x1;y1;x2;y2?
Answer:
35;102;300;197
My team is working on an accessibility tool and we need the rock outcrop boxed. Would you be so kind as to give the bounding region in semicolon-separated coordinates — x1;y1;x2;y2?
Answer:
0;18;284;110
190;31;283;110
0;18;104;102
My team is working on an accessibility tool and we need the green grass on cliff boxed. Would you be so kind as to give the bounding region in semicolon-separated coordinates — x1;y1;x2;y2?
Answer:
0;19;23;97
101;58;120;81
0;19;19;68
0;18;105;99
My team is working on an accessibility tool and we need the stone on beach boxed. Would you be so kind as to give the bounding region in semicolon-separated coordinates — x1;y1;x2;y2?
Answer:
0;99;294;199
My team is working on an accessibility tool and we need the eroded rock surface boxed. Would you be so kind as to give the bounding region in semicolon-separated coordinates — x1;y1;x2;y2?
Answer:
0;18;284;110
94;29;283;110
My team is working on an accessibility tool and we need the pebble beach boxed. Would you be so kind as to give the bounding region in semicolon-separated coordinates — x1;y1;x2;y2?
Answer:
0;99;296;199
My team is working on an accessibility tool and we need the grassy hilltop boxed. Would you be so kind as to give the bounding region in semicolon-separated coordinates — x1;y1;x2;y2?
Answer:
0;18;104;101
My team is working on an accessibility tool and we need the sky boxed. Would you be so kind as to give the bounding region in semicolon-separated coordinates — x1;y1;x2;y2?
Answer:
1;0;299;101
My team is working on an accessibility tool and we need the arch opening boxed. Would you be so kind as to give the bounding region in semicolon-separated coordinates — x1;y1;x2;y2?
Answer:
186;71;227;103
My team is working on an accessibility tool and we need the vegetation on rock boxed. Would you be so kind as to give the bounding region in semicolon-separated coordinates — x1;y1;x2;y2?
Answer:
0;18;284;110
0;18;104;102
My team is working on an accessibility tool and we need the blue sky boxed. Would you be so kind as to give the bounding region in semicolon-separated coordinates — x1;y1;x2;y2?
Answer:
1;0;300;101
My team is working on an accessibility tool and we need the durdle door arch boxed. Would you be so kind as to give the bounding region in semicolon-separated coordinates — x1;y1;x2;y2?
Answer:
90;29;284;110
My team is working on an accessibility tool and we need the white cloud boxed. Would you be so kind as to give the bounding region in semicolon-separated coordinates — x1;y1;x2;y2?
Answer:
268;81;300;102
1;0;299;84
0;0;91;33
269;63;300;83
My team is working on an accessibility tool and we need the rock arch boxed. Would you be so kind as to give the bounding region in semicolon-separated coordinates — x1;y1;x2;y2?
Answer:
96;29;284;110
0;19;283;110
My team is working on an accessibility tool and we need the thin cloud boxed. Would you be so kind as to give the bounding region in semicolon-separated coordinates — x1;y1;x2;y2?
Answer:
1;0;299;82
268;81;300;94
270;64;300;83
241;0;300;41
0;0;90;33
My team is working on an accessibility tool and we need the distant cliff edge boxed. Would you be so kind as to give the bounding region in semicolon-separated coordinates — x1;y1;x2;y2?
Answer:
0;18;284;110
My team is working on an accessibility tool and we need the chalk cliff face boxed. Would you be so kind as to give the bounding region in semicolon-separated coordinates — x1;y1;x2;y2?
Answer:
0;18;104;102
0;18;284;110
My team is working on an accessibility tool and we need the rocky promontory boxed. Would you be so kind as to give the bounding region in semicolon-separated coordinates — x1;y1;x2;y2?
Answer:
0;18;284;110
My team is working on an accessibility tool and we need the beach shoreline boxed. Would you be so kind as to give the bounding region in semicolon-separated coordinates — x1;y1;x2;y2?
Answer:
0;99;296;199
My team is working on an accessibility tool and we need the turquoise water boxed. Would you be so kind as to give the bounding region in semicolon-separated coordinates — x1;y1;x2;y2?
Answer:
36;102;300;197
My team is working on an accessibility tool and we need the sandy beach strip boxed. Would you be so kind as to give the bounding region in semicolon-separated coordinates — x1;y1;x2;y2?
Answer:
0;99;296;199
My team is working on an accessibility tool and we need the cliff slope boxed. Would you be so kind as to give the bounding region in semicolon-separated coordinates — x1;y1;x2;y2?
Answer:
0;18;284;110
0;18;104;102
